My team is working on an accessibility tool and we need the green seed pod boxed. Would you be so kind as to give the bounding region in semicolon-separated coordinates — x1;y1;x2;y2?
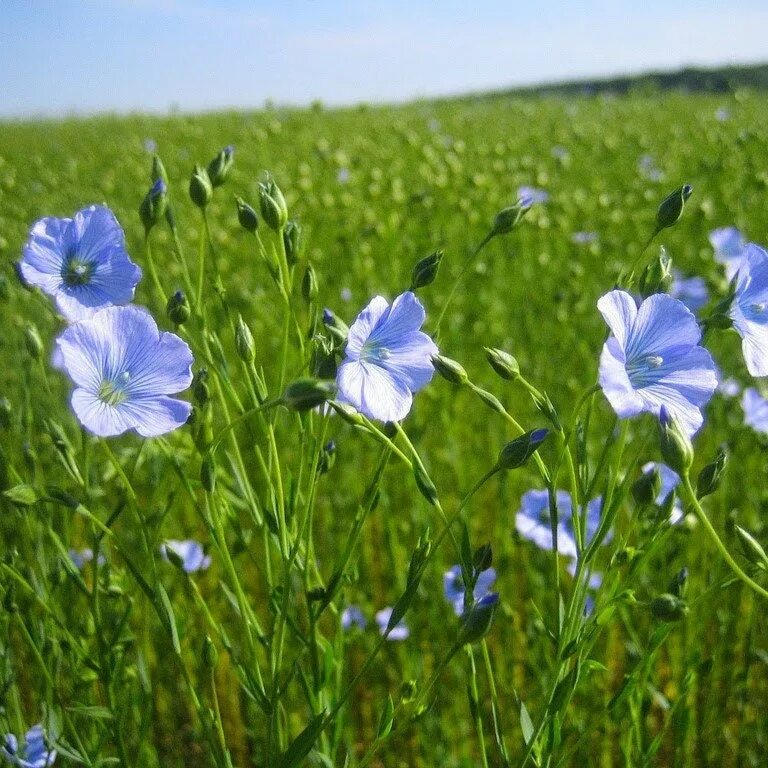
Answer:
206;145;234;188
655;184;693;232
484;347;520;380
235;315;256;363
496;428;549;470
282;378;335;411
410;250;443;291
259;176;288;231
431;354;468;386
24;324;44;361
166;290;190;326
283;220;302;266
302;264;318;303
189;165;213;209
236;196;259;232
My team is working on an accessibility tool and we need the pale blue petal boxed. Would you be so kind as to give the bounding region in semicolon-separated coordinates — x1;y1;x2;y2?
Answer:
474;567;497;600
337;359;412;422
597;290;637;351
345;296;389;358
598;338;645;418
743;388;768;434
368;291;427;349
71;205;126;259
627;293;700;358
71;389;134;437
378;331;438;392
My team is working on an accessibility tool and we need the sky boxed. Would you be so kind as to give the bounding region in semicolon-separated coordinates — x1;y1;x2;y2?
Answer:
1;0;766;118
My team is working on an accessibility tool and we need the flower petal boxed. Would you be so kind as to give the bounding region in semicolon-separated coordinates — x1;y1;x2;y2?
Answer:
337;359;413;422
118;396;192;438
598;338;645;419
627;293;701;358
379;331;438;392
71;389;135;437
345;296;389;358
597;290;637;350
368;291;427;348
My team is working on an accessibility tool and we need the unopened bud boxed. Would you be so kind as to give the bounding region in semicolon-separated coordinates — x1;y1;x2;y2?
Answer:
259;176;288;231
496;428;549;470
207;145;234;188
655;184;693;232
410;250;443;291
697;447;727;498
473;543;493;573
302;264;318;303
282;378;335;411
24;324;44;360
632;466;661;507
735;525;768;570
166;290;190;326
650;593;688;621
192;369;211;407
431;354;468;386
201;454;216;494
667;567;689;598
658;406;693;475
458;593;500;644
322;308;349;345
318;440;336;475
639;246;673;297
283;220;302;266
139;178;168;231
236;197;258;232
151;155;168;185
235;315;256;363
491;202;528;235
203;635;218;668
484;347;520;380
189;165;213;209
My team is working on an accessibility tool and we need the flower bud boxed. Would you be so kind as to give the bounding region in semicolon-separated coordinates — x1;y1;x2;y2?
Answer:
322;308;349;345
203;635;218;668
139;178;168;232
283;220;302;266
658;406;693;475
166;290;190;326
458;592;500;644
259;176;288;231
655;184;693;232
632;466;661;507
639;246;673;298
201;454;216;493
207;145;234;188
189;165;213;209
735;525;768;570
235;315;256;363
431;354;468;386
151;154;168;185
484;347;520;380
650;593;688;621
696;447;727;499
318;440;336;475
310;335;337;379
282;378;335;411
236;197;259;232
192;369;211;407
473;543;493;572
410;250;443;291
667;566;689;598
302;264;318;303
496;428;549;470
24;324;44;360
491;202;528;235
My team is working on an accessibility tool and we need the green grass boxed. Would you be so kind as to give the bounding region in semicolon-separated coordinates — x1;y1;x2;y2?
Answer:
0;90;767;767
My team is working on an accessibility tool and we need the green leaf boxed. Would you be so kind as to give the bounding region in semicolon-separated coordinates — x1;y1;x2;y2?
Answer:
520;700;534;744
276;710;326;768
376;694;395;739
157;583;181;655
3;484;39;506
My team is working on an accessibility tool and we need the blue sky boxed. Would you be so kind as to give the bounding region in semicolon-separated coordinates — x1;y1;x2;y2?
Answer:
1;0;766;117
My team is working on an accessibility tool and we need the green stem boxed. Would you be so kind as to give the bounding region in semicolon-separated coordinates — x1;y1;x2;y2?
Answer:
144;232;167;307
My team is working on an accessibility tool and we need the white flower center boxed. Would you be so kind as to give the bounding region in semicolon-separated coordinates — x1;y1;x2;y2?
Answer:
98;371;131;406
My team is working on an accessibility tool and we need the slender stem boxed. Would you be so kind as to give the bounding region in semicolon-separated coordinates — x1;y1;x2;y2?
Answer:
680;474;768;600
144;232;167;307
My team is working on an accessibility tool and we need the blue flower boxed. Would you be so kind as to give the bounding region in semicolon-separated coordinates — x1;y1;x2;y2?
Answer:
671;270;709;313
68;548;106;570
515;490;606;557
341;605;367;630
19;205;142;322
2;724;56;768
55;305;193;437
375;607;409;640
443;565;497;616
517;185;548;205
728;244;768;376
161;540;211;573
336;291;438;422
572;231;598;245
709;226;746;279
598;290;717;437
742;388;768;435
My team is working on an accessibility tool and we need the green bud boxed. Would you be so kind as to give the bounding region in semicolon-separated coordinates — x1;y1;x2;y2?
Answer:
410;250;443;291
658;406;694;475
235;315;256;363
496;428;549;470
24;324;44;361
259;176;288;231
484;347;520;380
322;308;349;345
201;454;216;494
151;154;168;185
192;369;211;407
473;543;493;572
206;145;234;188
458;593;500;644
302;264;318;303
413;461;438;506
318;440;336;475
632;466;661;507
189;165;213;209
139;178;168;232
667;567;689;598
203;636;218;668
310;334;337;379
655;184;693;232
236;196;259;232
735;525;768;570
650;593;688;622
431;354;468;386
166;290;190;326
639;246;673;297
283;220;302;266
491;202;528;235
696;447;727;499
282;378;335;411
164;544;187;572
